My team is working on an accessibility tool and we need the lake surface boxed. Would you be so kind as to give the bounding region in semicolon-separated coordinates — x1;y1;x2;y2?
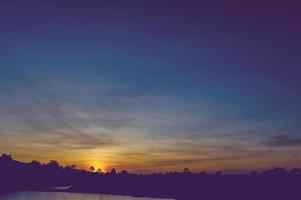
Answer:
0;192;173;200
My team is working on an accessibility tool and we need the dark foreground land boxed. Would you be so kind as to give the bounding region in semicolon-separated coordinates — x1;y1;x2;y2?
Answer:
1;154;301;200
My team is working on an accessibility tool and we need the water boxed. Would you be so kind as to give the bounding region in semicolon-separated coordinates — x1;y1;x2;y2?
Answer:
0;192;173;200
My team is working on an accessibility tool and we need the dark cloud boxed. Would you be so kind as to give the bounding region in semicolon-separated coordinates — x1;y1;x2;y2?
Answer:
264;135;301;147
142;152;263;169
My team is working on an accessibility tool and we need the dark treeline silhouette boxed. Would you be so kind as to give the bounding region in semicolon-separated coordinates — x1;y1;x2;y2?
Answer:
1;154;301;200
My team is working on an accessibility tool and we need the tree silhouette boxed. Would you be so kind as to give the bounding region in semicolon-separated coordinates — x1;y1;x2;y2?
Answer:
0;154;12;162
89;166;95;172
291;168;301;175
110;168;117;175
1;154;301;200
120;170;129;176
183;168;191;174
70;164;77;170
47;160;60;169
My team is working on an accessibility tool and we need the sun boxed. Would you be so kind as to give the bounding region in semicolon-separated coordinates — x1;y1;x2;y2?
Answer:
87;160;107;172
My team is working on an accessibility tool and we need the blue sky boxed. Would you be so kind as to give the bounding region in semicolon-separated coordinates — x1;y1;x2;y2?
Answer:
0;1;301;172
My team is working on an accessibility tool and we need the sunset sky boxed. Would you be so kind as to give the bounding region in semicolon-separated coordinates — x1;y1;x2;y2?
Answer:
0;1;301;173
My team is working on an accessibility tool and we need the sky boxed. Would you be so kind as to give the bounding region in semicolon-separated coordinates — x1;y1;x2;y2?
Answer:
0;0;301;173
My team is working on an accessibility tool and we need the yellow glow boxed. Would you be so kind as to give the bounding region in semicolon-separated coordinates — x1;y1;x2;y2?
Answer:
86;160;107;172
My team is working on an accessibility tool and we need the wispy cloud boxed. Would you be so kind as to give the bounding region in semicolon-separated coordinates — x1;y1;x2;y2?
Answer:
44;132;116;150
264;135;301;147
0;68;144;134
0;131;117;152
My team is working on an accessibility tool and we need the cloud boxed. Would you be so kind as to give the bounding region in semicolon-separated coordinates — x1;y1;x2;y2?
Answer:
264;135;301;147
0;68;146;135
134;151;264;170
44;132;116;150
1;131;116;151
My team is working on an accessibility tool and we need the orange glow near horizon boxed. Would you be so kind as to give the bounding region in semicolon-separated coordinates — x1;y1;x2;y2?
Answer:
2;132;301;174
85;160;107;172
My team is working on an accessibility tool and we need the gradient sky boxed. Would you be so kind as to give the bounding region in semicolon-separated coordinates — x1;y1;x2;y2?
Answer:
0;0;301;173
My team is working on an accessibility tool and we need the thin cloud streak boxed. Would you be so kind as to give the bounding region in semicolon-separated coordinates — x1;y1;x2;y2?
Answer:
264;135;301;147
